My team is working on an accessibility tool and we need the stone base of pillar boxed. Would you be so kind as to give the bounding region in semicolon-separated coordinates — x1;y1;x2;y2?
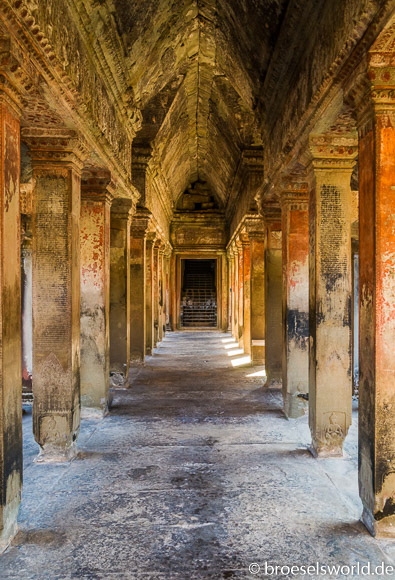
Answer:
35;441;77;463
109;367;129;388
34;409;80;463
362;507;395;539
284;393;308;419
0;494;20;553
130;355;145;367
251;341;265;365
81;403;110;420
309;437;344;459
264;376;282;389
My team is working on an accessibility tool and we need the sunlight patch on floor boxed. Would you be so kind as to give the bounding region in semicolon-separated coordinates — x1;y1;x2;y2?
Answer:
227;348;244;357
245;369;266;378
224;342;239;350
231;355;251;367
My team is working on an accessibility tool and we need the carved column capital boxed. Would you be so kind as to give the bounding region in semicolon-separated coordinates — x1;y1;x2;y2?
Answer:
111;198;136;222
145;231;157;248
243;216;266;241
130;208;152;239
260;201;282;224
239;232;250;247
345;61;395;136
21;128;88;173
307;135;358;173
280;188;309;211
81;169;114;205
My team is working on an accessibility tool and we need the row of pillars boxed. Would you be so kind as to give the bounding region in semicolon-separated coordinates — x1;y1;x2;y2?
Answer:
0;90;172;548
227;87;395;537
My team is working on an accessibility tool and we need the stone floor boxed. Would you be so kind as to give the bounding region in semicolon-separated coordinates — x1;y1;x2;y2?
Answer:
2;332;395;579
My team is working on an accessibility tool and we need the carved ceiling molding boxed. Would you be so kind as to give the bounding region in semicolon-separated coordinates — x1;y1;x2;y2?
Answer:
263;1;394;189
0;0;140;199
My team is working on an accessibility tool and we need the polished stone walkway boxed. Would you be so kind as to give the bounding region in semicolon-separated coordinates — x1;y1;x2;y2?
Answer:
2;332;394;579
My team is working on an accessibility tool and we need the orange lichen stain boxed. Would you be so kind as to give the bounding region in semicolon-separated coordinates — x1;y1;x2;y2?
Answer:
376;127;395;372
288;209;309;289
80;203;105;288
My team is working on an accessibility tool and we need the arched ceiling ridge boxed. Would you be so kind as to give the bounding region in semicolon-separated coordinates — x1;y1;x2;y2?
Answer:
113;0;289;207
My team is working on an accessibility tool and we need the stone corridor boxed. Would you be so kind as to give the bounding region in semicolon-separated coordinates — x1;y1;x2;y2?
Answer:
1;332;394;579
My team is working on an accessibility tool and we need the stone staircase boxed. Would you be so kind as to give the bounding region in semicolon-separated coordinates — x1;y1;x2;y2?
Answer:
181;262;217;327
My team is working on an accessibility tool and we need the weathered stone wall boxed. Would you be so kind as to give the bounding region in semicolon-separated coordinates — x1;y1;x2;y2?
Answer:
263;0;391;179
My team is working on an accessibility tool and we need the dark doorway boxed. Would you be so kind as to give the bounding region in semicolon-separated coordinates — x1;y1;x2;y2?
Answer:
181;259;217;327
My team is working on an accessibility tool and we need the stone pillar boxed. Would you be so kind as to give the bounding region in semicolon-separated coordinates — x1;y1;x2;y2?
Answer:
158;246;165;342
163;250;171;330
232;245;238;339
24;128;86;461
263;206;282;386
130;210;151;365
307;138;357;457
351;240;359;395
153;240;161;347
226;252;232;332
241;234;251;354
80;173;113;413
145;233;156;355
21;216;33;401
170;252;176;331
351;59;395;536
280;189;309;418
237;239;244;349
0;87;22;549
110;199;134;385
246;222;266;365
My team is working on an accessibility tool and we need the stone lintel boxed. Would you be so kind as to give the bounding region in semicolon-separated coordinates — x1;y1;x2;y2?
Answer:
261;201;281;224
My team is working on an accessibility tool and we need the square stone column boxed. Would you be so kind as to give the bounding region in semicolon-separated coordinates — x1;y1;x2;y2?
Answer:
153;240;161;347
263;205;282;387
237;239;244;349
237;218;266;363
0;90;22;549
307;139;357;457
226;253;232;332
21;216;33;401
280;189;309;418
229;245;238;339
240;234;251;354
110;199;135;385
350;56;395;536
158;247;165;342
80;172;113;413
145;233;156;355
163;249;172;330
23;128;87;461
246;224;266;365
130;210;151;365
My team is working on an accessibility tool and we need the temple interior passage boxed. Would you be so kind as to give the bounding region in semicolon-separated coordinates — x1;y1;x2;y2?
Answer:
0;0;395;576
1;333;394;579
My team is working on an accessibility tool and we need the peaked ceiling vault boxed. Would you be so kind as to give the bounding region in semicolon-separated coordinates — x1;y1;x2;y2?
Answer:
113;0;288;208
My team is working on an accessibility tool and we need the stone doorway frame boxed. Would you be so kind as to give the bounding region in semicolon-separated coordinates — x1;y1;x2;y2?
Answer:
172;252;227;331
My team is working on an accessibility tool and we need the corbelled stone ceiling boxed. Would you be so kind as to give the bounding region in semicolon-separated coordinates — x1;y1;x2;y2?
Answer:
113;0;288;208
